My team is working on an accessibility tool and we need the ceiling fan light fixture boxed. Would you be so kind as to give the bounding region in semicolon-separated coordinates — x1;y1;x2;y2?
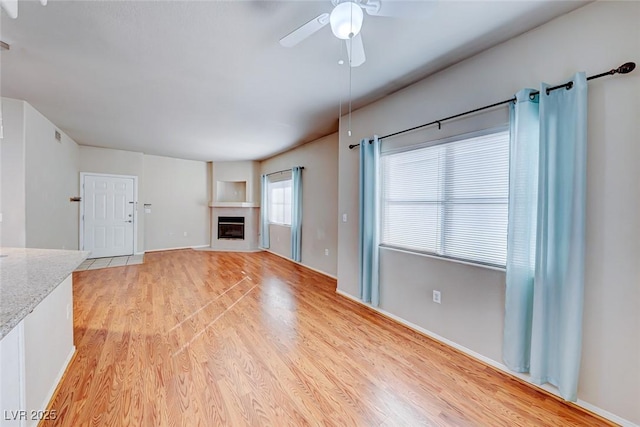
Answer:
330;2;364;40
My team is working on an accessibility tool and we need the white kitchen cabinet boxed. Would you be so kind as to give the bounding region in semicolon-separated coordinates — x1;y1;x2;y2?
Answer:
0;321;25;427
0;275;74;427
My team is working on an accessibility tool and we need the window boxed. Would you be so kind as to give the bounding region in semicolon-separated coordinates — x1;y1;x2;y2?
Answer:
380;129;509;268
268;178;292;225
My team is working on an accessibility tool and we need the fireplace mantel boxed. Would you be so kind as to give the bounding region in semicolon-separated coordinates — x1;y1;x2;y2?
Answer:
209;201;258;208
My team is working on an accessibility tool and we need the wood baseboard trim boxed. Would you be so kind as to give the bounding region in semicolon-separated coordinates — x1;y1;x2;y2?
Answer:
262;249;337;280
198;247;263;253
335;290;635;427
144;245;210;253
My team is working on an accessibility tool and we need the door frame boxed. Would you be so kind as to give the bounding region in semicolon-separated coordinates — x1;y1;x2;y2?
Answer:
79;172;139;256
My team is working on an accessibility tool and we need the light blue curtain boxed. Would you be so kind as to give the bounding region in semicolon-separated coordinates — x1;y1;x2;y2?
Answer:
530;73;587;401
503;88;540;373
503;73;588;401
359;136;380;306
259;174;270;249
290;166;303;262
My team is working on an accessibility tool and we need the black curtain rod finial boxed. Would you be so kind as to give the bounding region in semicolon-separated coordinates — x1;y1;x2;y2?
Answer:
587;62;636;81
618;62;636;74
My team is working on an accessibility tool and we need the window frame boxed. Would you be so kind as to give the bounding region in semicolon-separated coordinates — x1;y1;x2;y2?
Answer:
379;127;510;270
267;177;292;227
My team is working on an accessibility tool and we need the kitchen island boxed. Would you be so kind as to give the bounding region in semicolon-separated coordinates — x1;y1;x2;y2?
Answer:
0;248;88;427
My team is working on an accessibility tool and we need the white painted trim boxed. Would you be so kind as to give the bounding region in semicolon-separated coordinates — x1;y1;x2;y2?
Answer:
335;289;638;427
79;172;139;256
263;249;337;280
380;245;506;273
575;400;638;427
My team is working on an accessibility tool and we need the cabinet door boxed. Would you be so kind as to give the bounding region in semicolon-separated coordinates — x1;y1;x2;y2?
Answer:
0;322;26;427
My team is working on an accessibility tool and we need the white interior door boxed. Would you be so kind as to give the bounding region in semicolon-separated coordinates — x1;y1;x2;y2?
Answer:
82;175;135;258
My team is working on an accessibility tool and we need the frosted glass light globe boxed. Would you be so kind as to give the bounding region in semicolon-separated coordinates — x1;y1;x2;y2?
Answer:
330;2;364;40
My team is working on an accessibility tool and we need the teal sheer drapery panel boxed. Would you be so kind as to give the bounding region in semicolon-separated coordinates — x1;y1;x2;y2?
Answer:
259;174;270;249
503;88;540;373
291;166;303;262
530;73;588;401
359;136;380;306
503;73;588;402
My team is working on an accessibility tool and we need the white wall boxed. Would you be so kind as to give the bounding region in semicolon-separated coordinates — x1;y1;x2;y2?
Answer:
261;133;339;277
143;154;210;251
0;98;26;247
80;146;145;177
1;99;79;250
24;103;79;250
79;146;145;251
80;147;210;252
337;2;639;424
267;223;291;259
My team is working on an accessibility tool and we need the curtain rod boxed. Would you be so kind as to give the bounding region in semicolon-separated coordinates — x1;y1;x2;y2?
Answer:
265;166;304;176
348;61;636;149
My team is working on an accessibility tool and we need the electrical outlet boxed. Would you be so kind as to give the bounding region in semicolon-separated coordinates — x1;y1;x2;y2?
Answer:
183;231;188;237
324;248;329;256
342;213;348;223
433;290;441;304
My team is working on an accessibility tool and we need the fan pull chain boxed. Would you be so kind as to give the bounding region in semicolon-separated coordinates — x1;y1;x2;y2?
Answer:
348;4;354;137
348;43;353;137
338;43;344;138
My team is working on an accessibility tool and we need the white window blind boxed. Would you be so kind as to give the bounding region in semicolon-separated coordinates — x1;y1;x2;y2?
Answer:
380;129;509;267
268;179;292;225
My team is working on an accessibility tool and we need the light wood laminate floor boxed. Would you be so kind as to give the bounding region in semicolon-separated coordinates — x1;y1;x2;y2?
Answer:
45;249;611;426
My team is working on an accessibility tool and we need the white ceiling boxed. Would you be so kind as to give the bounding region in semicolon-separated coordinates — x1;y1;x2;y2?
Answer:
1;0;587;162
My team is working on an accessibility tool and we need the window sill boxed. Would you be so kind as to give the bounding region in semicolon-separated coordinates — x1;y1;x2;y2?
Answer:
268;223;292;228
379;245;506;273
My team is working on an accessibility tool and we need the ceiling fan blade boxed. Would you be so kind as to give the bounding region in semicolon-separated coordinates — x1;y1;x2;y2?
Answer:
0;0;18;19
362;0;436;18
279;13;330;48
345;34;366;67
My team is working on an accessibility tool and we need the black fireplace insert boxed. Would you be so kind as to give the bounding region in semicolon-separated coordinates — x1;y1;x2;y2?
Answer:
218;216;245;240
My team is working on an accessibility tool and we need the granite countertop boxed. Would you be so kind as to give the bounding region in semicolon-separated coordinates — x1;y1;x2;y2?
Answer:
0;247;89;340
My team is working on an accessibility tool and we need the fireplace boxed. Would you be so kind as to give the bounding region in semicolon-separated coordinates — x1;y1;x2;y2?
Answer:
218;216;245;240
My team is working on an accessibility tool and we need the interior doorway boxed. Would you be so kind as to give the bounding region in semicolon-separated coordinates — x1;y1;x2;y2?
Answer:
80;173;138;258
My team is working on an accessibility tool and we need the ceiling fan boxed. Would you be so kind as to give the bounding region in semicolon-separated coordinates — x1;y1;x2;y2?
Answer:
279;0;433;67
0;0;47;19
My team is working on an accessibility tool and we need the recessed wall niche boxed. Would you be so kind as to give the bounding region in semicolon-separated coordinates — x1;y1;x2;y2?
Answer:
216;181;246;203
